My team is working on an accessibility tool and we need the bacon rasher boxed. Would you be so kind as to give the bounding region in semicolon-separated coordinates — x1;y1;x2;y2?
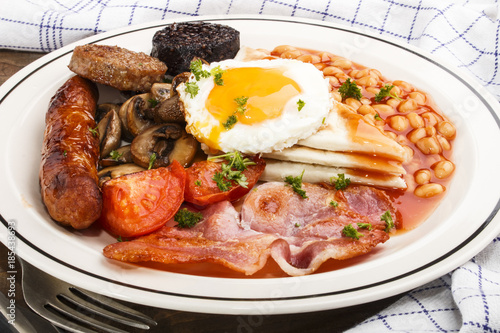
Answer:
103;182;399;276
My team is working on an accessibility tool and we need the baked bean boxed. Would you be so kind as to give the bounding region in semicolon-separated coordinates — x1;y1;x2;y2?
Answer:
389;115;409;131
297;54;321;64
365;87;380;95
323;66;344;76
345;98;362;109
319;52;335;62
363;113;376;126
397;98;418;113
327;76;340;88
384;131;398;140
356;76;378;87
314;63;327;71
360;97;371;105
416;136;442;155
432;160;455;179
272;45;297;56
425;126;436;137
406;112;424;128
407;128;427;143
371;69;382;78
414;183;445;198
332;59;352;69
349;69;361;79
422;111;441;126
352;68;369;79
372;104;394;114
393;80;414;92
281;49;302;59
437;135;451;150
331;91;342;102
414;169;431;185
436;121;456;140
401;145;414;160
358;104;376;115
409;91;426;105
386;98;401;108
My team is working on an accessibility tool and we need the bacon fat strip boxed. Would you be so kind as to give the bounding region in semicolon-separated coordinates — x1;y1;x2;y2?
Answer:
39;76;102;229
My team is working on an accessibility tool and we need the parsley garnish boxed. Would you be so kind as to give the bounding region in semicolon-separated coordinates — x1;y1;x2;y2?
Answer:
295;223;301;228
331;173;351;190
297;99;305;111
190;59;210;81
89;127;98;136
338;78;362;101
148;153;156;170
374;113;383;121
208;151;255;192
194;180;202;186
174;208;204;228
223;114;238;130
374;84;402;103
185;81;199;98
148;98;159;107
357;222;373;230
284;170;308;199
210;66;225;86
342;224;364;240
381;210;395;232
234;96;249;114
329;200;338;207
109;150;123;161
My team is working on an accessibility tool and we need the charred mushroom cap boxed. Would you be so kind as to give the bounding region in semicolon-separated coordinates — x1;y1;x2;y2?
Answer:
98;163;145;187
119;93;156;139
171;72;191;97
96;103;121;123
143;94;185;124
100;144;133;167
150;83;172;102
97;108;122;159
130;123;198;169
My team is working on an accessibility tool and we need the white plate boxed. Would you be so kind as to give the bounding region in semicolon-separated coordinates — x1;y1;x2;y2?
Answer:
1;15;500;315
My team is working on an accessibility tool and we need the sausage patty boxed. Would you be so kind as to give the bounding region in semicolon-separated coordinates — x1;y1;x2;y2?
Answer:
68;44;168;92
39;76;102;229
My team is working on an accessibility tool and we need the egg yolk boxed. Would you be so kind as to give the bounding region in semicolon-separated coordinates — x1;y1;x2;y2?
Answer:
202;67;301;148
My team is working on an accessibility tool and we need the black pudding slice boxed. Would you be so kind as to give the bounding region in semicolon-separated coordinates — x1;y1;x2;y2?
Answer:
151;21;240;76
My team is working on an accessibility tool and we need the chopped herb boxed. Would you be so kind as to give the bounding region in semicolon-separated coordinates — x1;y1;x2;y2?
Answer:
185;81;199;98
109;150;123;161
117;236;128;242
342;224;364;240
381;210;395;232
374;113;383;121
357;222;373;230
148;153;156;170
329;200;338;207
138;63;143;66
374;84;402;102
174;208;204;228
234;96;249;114
190;59;210;81
194;180;202;186
210;66;226;85
338;78;362;100
212;171;232;191
89;127;98;136
295;223;301;228
208;151;255;192
63;150;67;157
297;99;305;111
331;173;351;190
322;117;326;124
284;170;308;199
223;114;238;130
148;98;159;107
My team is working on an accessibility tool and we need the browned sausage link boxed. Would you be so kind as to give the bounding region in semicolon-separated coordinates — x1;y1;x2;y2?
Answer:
39;76;102;229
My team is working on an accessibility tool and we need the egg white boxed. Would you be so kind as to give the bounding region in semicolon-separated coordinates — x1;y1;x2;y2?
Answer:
177;58;333;154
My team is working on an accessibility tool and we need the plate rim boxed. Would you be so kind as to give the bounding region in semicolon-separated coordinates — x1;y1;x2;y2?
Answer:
1;14;500;313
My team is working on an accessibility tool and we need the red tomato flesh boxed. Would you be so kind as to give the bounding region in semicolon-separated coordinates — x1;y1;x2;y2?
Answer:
184;155;265;206
99;160;186;237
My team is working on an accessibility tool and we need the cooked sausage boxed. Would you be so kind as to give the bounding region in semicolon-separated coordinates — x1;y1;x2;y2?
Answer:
39;76;102;229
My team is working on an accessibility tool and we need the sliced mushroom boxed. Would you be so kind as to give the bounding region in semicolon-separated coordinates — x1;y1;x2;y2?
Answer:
150;83;172;102
96;103;121;123
130;123;198;169
171;72;191;97
120;93;156;138
143;94;185;124
97;109;122;159
100;144;133;167
98;163;146;187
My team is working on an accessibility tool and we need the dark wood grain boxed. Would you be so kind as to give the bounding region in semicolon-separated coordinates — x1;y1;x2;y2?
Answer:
0;49;403;332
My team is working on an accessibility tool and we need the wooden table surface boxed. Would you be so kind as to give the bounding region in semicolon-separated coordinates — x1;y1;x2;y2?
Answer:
0;48;404;332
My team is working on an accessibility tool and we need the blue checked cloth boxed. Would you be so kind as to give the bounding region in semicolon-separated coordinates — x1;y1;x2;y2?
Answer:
1;1;499;331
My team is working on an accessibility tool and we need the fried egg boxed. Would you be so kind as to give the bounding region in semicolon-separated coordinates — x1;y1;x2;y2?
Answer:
177;58;333;154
